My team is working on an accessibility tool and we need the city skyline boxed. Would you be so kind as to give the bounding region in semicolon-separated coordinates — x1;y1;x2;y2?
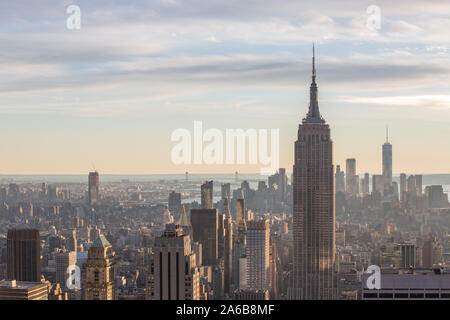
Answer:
0;1;450;174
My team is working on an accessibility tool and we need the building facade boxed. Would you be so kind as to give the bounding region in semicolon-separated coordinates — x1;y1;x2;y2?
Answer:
84;235;116;300
291;46;335;300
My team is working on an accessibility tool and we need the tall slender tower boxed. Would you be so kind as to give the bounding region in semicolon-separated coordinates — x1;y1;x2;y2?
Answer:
382;126;392;185
88;171;99;205
291;45;335;300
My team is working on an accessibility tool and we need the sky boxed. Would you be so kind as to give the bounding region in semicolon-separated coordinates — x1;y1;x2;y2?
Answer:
0;0;449;175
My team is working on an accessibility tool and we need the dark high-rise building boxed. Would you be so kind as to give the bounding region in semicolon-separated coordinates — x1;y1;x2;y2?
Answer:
84;235;116;300
201;181;213;209
88;171;99;205
382;127;393;185
190;208;218;266
291;46;335;300
7;228;41;282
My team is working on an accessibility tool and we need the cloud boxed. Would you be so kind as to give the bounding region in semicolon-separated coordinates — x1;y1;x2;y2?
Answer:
337;95;450;110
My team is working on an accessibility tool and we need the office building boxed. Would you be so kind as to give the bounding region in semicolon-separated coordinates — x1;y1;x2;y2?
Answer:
246;220;270;291
150;224;200;300
7;228;41;282
56;250;77;289
190;208;218;266
84;235;116;300
335;165;345;193
201;181;213;209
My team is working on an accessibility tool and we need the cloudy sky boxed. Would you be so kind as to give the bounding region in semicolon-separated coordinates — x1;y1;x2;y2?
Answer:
1;0;449;175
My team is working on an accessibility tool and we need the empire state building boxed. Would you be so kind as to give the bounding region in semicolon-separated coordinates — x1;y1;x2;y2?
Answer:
291;45;335;300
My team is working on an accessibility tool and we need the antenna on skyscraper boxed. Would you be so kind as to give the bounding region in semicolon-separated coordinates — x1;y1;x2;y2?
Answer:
386;125;389;143
92;162;97;172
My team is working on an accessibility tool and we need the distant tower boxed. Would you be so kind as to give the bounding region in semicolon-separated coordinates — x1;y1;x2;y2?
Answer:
201;181;213;209
88;171;99;205
335;165;345;193
84;235;116;300
382;126;393;185
346;158;358;196
400;173;407;201
291;44;335;300
7;228;41;282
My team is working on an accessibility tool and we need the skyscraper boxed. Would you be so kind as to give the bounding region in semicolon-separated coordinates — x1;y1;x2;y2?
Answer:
382;127;393;185
363;173;370;194
400;173;407;201
190;208;218;266
84;235;116;300
88;171;99;205
345;158;358;196
246;220;270;291
201;181;213;209
7;228;41;282
150;224;200;300
291;45;335;300
335;165;345;193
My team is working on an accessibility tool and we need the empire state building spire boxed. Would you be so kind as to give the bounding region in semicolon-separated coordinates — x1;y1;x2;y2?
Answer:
304;43;325;124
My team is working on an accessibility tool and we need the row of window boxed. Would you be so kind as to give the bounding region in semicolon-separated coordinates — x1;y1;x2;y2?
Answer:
364;293;450;299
